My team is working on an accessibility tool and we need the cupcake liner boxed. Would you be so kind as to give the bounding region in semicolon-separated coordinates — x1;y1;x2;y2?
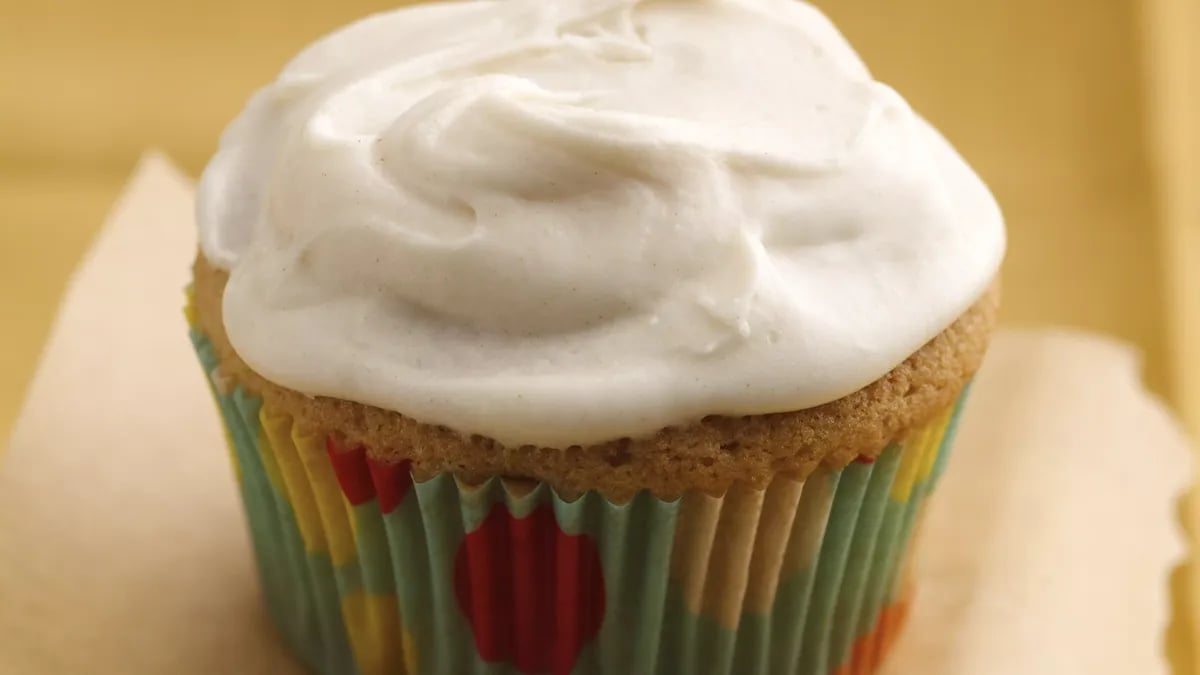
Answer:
190;324;967;675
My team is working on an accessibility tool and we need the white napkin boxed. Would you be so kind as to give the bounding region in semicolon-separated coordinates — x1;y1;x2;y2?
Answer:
0;154;1190;674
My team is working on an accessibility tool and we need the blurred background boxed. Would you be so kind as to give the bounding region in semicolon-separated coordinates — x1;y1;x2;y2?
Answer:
1;1;1197;449
0;0;1197;669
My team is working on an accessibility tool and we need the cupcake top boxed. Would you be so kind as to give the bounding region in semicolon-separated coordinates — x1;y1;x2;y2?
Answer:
197;0;1005;448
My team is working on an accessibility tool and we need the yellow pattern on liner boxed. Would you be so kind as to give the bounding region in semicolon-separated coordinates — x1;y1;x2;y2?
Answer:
917;409;953;483
260;400;414;675
183;286;197;328
669;403;953;631
402;625;418;675
261;405;329;554
889;411;951;504
669;491;722;620
699;484;767;629
219;425;242;485
186;294;242;482
742;479;807;614
255;422;287;497
889;434;925;504
293;427;359;567
340;591;408;675
779;468;836;578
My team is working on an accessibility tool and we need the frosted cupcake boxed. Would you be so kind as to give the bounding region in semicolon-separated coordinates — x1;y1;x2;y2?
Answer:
188;1;1004;674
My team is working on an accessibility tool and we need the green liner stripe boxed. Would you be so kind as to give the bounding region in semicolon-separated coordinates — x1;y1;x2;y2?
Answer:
765;468;841;675
351;502;397;595
233;389;355;674
203;382;356;671
605;493;679;674
261;412;360;671
851;475;924;643
386;478;686;674
929;385;971;489
617;493;677;672
188;329;241;484
190;331;295;639
247;413;356;672
827;446;904;667
192;330;356;673
658;578;709;674
382;495;435;671
795;459;875;674
413;475;471;672
591;495;635;674
847;409;951;650
880;404;968;608
190;327;965;675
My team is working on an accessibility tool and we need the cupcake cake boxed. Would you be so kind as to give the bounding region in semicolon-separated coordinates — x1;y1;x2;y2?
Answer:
188;1;1005;673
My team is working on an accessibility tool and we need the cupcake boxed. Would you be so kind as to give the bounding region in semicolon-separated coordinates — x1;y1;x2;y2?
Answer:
188;1;1004;674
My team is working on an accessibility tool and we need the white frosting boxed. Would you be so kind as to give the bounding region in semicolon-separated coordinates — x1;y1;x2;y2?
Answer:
197;0;1005;447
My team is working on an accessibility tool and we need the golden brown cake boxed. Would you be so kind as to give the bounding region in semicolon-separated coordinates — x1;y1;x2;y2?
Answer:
194;254;998;501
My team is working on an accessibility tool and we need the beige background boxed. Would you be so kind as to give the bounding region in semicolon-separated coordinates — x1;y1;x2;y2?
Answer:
1;0;1197;670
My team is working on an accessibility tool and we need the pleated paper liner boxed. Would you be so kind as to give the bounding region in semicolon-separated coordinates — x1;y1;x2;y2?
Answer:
191;326;966;675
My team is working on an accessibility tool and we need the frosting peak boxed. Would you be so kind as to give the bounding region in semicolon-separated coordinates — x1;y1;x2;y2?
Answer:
197;0;1005;447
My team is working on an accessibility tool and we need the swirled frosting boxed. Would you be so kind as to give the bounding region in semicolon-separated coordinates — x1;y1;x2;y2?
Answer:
197;0;1005;447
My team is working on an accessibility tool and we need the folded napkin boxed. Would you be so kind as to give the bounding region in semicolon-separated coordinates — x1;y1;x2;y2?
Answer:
0;154;1190;674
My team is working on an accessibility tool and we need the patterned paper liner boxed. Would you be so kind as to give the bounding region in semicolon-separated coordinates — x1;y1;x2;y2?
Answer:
190;323;966;675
